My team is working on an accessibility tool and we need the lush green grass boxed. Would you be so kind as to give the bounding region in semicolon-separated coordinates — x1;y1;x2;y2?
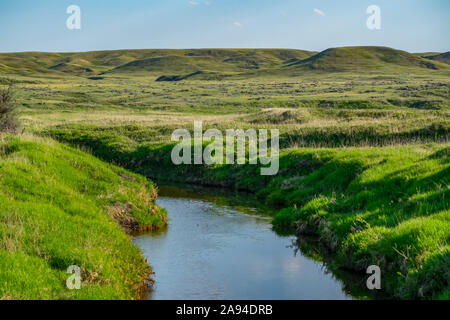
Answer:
0;134;167;299
41;126;449;299
1;46;449;300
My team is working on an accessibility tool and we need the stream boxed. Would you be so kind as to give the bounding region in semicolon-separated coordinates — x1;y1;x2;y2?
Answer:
133;185;358;300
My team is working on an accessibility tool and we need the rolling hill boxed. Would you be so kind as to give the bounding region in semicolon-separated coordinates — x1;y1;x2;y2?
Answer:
0;47;447;79
423;52;450;65
286;46;440;73
0;48;315;77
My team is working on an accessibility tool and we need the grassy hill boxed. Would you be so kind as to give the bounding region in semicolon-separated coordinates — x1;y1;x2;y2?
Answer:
1;47;447;80
0;134;167;299
286;46;441;73
0;48;316;78
424;52;450;65
48;62;95;75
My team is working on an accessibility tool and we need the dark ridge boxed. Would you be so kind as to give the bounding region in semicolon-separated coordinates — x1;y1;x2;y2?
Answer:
424;52;450;65
156;71;203;82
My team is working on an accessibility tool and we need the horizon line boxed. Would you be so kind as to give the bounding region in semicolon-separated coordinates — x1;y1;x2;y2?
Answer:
0;45;447;55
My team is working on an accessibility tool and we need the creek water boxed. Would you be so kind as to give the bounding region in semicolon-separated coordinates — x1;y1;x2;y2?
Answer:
133;185;357;300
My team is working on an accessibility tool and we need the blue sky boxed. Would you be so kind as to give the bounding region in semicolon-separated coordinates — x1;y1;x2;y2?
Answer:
0;0;448;53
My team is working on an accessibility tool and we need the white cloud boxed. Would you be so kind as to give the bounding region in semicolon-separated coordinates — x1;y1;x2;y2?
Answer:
313;8;325;16
233;21;242;28
189;1;212;7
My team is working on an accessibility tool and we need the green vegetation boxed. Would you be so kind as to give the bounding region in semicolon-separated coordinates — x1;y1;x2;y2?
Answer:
0;46;449;300
0;135;167;299
40;128;450;299
422;52;450;65
287;47;443;72
1;47;449;80
0;48;317;79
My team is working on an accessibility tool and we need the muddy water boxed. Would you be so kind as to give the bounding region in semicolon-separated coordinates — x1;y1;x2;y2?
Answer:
133;185;356;300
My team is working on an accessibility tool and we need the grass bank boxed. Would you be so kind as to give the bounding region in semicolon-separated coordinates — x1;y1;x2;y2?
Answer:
44;128;449;299
0;134;167;299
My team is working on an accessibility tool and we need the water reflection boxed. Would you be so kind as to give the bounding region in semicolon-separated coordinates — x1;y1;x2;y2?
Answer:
133;184;358;300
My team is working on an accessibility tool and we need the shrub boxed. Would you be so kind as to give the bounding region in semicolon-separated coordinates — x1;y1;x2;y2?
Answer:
0;86;19;133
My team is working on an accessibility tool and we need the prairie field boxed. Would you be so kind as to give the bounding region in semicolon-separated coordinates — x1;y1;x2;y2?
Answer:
0;47;449;299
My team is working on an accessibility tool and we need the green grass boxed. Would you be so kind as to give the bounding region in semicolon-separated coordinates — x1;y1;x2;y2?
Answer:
40;126;449;299
1;45;449;300
0;134;167;299
288;46;446;73
0;48;317;78
0;47;448;80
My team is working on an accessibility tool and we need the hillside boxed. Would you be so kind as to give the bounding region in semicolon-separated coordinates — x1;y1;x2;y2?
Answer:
0;48;316;78
424;52;450;65
1;47;447;80
0;134;167;299
286;46;440;73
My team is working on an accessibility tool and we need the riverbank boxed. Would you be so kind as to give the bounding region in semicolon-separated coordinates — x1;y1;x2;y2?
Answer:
43;128;449;299
0;134;167;299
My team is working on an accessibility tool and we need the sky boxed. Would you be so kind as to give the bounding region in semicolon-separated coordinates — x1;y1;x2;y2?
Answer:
0;0;449;53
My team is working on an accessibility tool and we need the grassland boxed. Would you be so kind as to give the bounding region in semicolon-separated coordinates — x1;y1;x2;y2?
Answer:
0;46;449;300
39;124;449;299
0;134;167;299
